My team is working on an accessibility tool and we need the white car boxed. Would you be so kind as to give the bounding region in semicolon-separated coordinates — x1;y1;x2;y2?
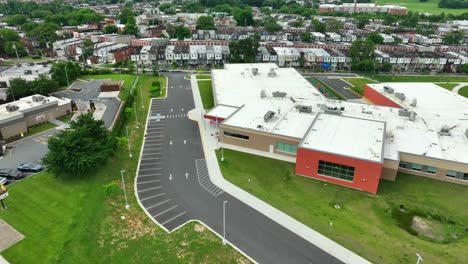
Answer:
0;177;7;185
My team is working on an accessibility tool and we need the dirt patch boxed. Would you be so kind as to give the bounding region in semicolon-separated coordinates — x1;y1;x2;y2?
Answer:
194;223;205;233
411;216;445;241
0;219;24;252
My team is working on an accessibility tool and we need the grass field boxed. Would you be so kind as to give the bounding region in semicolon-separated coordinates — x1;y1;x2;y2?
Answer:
25;122;57;137
378;0;468;15
217;149;468;264
369;75;468;83
435;83;459;91
0;74;246;264
196;74;211;80
198;80;215;109
342;78;378;95
458;85;468;98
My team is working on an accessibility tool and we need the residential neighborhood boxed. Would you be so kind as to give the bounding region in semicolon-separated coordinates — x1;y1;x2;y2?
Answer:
0;0;467;264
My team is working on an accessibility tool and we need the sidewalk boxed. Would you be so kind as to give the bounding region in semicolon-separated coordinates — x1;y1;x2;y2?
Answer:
452;82;468;94
189;75;370;264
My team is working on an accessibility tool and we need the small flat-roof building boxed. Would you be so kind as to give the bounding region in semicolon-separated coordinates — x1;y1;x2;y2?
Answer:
207;63;468;193
0;95;71;140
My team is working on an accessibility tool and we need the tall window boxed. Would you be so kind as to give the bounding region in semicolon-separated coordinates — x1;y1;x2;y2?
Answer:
224;131;249;140
426;166;437;174
276;142;297;154
318;160;355;182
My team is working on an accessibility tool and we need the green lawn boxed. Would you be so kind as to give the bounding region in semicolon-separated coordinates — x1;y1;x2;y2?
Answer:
342;78;378;95
458;85;468;98
436;83;459;91
217;149;468;264
378;0;468;15
369;75;468;83
198;80;215;109
25;122;57;137
196;74;211;80
57;113;74;124
0;74;246;264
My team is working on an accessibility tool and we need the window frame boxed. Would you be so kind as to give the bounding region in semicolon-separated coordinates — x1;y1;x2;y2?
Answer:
317;160;355;182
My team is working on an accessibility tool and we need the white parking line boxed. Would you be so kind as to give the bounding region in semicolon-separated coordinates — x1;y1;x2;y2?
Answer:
138;173;161;178
161;211;186;225
147;199;170;209
145;143;164;146
138;186;163;193
140;192;165;201
144;147;163;151
141;158;161;161
139;168;162;171
137;180;160;184
154;205;178;217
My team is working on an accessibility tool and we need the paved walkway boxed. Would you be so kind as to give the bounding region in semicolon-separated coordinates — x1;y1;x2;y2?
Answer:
48;119;68;128
189;76;370;264
452;83;468;94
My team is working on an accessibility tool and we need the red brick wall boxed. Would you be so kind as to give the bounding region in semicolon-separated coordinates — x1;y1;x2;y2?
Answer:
363;85;402;108
295;148;383;194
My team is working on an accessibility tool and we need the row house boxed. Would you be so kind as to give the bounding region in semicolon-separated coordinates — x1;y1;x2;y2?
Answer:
273;47;300;67
256;46;278;63
53;38;83;58
193;30;216;40
93;42;132;64
374;50;464;72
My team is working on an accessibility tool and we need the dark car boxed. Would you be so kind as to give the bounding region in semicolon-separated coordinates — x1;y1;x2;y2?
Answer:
0;169;24;180
17;163;44;173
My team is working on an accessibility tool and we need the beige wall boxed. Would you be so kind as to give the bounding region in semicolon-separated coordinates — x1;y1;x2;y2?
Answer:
396;153;468;186
220;125;301;157
24;103;72;127
1;121;27;139
381;159;399;181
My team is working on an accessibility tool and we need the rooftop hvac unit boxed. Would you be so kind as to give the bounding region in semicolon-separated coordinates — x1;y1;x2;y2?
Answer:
260;89;266;98
272;91;287;98
32;95;44;102
410;98;417;107
251;67;259;76
383;86;394;94
324;106;342;115
295;105;312;113
409;111;417;122
439;125;457;136
268;68;276;77
395;92;406;101
264;111;275;122
465;129;468;140
5;105;19;112
398;109;411;117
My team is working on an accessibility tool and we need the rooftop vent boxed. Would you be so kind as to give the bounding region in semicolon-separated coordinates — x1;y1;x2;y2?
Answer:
260;89;266;98
410;98;417;107
395;92;406;101
383;86;394;94
251;67;258;76
272;91;287;98
324;106;342;115
32;95;44;102
465;129;468;140
439;125;457;136
295;105;312;113
268;68;276;77
398;109;411;117
264;111;275;122
5;105;19;112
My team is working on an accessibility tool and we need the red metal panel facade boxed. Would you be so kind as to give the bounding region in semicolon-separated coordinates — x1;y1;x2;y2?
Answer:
295;148;383;194
363;85;402;108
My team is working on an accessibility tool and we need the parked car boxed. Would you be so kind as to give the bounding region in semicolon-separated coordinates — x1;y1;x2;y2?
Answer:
17;163;44;173
0;169;23;180
0;177;7;185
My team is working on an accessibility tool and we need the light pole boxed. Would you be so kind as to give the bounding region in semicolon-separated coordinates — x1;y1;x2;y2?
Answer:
65;64;70;87
126;126;132;158
416;253;423;264
140;84;144;108
222;200;227;245
120;170;130;210
221;129;224;162
12;42;20;64
134;102;138;126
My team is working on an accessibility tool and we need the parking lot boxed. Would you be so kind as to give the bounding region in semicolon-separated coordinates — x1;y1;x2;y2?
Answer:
136;98;192;231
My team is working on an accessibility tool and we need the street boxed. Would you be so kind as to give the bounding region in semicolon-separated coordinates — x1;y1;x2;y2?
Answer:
135;73;342;264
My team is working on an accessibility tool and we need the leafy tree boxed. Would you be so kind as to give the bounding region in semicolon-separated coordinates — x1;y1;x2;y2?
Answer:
290;18;303;28
51;61;82;86
166;25;192;40
118;7;135;24
232;8;254;26
229;37;259;63
8;78;31;99
379;62;393;72
43;113;117;176
350;40;375;61
366;32;384;45
159;3;175;14
0;28;21;55
310;19;326;33
264;17;282;33
443;30;464;44
103;25;118;34
4;14;29;26
26;22;60;48
259;7;272;15
4;41;28;57
325;19;343;33
80;38;94;61
301;32;312;42
212;4;233;13
196;15;216;30
463;64;468;73
123;16;138;36
356;17;368;29
21;21;39;32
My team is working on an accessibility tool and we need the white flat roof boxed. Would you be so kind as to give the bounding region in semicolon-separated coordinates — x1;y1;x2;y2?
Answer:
300;114;385;162
205;104;239;120
0;95;70;121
